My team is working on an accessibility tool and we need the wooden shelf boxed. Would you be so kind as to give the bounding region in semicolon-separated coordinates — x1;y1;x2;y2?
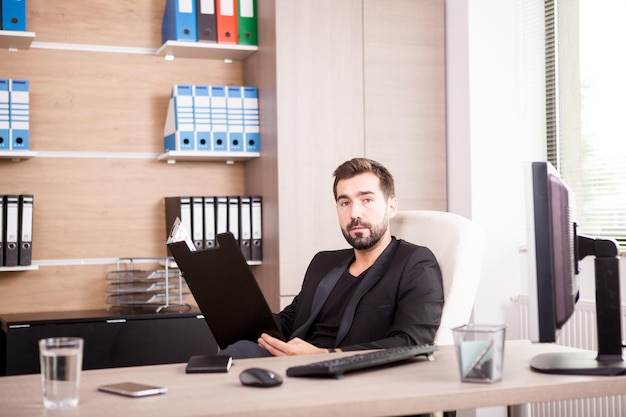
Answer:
0;265;38;272
155;40;257;61
0;30;35;50
0;150;38;161
157;150;260;164
164;259;261;268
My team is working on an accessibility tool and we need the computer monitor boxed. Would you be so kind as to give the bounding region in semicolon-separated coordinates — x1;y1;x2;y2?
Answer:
526;161;625;375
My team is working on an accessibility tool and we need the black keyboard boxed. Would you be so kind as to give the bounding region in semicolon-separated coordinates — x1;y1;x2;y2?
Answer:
286;344;438;378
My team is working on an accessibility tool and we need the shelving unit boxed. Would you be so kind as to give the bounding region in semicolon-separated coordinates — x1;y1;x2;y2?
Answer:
155;40;257;61
0;1;265;313
0;30;35;50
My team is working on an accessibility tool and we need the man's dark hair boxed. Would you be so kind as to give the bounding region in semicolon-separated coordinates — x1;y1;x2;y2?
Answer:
333;158;396;201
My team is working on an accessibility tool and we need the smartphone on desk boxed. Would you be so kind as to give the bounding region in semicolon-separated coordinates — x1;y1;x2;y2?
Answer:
98;382;167;397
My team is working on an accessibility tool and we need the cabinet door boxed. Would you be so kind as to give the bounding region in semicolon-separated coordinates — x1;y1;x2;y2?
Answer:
2;316;217;376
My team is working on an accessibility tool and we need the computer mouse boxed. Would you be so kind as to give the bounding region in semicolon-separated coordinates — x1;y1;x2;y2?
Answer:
239;367;283;388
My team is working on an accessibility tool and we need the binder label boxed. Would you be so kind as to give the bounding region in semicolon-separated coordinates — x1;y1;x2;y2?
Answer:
219;0;235;16
179;0;193;13
240;0;254;17
200;0;215;14
21;201;32;241
6;200;18;243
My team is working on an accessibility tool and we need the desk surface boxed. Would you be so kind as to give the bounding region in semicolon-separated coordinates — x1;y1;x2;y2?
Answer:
1;340;625;417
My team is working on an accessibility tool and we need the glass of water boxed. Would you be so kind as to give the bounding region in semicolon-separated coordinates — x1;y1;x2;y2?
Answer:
39;337;84;409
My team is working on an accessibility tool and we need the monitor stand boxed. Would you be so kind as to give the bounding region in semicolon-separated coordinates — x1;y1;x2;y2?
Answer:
531;351;626;376
531;236;625;376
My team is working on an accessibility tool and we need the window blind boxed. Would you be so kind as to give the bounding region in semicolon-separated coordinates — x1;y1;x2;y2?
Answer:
546;0;626;250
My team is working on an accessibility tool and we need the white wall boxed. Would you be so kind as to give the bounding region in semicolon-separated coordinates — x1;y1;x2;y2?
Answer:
447;1;626;416
446;0;541;416
446;0;626;328
447;0;532;328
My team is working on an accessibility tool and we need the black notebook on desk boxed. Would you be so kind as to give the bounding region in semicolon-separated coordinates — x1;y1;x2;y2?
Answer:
167;232;284;350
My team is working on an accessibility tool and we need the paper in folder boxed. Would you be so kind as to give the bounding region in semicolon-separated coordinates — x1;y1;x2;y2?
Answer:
164;196;193;244
167;217;195;252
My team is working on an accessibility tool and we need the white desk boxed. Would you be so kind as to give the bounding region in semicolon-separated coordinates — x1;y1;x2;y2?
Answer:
1;341;625;417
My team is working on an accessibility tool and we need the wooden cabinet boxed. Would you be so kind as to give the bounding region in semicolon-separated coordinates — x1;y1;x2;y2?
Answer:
0;309;217;376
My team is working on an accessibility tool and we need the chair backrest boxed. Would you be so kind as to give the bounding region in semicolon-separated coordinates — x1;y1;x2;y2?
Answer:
390;210;485;345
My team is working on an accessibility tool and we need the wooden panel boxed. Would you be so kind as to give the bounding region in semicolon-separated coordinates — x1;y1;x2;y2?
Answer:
363;0;447;211
273;0;365;297
0;265;112;313
28;0;166;48
0;158;244;259
0;48;243;153
249;0;447;303
0;264;200;314
2;265;122;313
242;0;280;310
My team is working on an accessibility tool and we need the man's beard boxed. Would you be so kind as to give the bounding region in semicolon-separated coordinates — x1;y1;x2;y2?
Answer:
341;213;388;250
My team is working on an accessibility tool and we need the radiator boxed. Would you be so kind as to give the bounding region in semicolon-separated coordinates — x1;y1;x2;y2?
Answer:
515;295;626;417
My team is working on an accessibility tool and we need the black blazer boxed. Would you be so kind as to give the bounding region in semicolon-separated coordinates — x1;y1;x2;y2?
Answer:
275;237;444;351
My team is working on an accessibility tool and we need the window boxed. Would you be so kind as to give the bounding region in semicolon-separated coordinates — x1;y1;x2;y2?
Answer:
547;0;626;250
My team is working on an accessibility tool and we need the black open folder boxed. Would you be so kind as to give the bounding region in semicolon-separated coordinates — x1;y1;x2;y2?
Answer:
167;232;284;350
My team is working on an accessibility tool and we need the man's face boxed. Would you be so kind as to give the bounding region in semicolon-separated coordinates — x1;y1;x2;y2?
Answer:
335;172;395;250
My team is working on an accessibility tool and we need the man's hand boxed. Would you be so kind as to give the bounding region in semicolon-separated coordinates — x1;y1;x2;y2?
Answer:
258;333;330;356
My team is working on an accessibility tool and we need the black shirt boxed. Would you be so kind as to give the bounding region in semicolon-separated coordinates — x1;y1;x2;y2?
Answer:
307;268;368;348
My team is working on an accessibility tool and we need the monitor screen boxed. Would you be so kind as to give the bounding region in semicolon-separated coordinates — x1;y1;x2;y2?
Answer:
525;161;625;375
526;161;579;343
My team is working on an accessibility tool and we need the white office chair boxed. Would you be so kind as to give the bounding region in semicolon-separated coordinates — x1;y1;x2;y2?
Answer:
391;210;485;346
